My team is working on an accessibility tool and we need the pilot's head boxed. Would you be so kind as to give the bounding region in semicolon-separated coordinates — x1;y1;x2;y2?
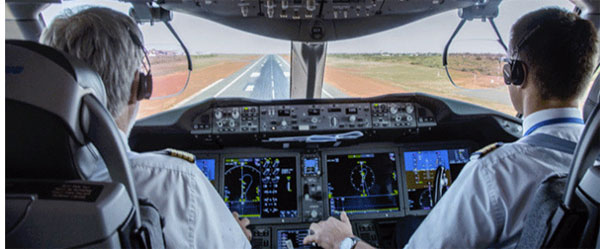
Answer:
41;7;145;134
506;7;598;116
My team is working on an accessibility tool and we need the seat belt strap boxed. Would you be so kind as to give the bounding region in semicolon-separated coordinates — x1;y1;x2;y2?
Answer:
522;133;600;161
520;133;577;155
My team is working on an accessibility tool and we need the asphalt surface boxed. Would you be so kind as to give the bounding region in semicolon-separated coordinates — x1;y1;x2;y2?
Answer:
175;55;348;108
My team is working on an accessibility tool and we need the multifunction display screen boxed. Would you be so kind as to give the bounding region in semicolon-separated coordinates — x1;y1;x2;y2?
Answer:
223;157;298;219
327;153;400;216
404;148;469;210
195;159;216;181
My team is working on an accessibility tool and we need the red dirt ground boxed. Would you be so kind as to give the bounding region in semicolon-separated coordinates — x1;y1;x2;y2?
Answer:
282;54;406;96
323;67;407;97
137;57;258;119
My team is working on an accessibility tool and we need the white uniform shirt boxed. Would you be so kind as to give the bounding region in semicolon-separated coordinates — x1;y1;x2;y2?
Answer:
405;108;584;249
118;131;251;249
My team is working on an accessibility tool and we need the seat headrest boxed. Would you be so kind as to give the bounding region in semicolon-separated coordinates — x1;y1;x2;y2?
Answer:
6;40;108;143
6;40;107;104
583;75;600;121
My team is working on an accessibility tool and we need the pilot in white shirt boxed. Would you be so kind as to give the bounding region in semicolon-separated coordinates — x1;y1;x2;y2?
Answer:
405;108;585;248
41;7;252;249
302;8;598;249
120;131;252;249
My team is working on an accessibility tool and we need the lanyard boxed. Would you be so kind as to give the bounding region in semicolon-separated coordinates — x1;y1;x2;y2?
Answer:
524;117;584;136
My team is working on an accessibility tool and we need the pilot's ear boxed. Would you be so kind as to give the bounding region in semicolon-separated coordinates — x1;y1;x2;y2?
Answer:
128;70;140;105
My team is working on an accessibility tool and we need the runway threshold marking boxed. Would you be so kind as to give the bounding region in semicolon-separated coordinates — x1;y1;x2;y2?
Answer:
245;85;255;91
215;56;265;97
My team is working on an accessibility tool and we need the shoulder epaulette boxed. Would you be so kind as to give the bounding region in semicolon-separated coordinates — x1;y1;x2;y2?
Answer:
165;148;195;163
470;142;504;161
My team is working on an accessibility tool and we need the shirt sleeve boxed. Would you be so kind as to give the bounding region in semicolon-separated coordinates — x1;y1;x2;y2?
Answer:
404;159;503;249
190;167;252;249
129;154;251;249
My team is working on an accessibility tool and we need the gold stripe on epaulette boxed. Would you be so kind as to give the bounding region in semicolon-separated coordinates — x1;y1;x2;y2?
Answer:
470;142;504;160
165;148;196;163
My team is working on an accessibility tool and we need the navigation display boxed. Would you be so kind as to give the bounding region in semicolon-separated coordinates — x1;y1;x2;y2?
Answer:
326;153;400;216
404;148;469;211
223;157;298;219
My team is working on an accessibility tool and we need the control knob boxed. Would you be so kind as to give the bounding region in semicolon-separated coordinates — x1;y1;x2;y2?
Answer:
281;120;288;127
349;115;357;123
231;109;240;119
405;104;415;114
311;117;319;124
390;105;398;114
310;210;319;219
228;120;235;128
330;117;338;127
215;110;223;119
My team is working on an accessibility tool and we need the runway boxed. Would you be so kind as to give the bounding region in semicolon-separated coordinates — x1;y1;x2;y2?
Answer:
175;55;348;107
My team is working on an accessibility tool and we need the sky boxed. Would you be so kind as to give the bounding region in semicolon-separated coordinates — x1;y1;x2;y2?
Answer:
42;0;573;54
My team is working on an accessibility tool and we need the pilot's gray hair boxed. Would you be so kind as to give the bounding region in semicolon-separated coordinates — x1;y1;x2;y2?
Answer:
41;7;144;118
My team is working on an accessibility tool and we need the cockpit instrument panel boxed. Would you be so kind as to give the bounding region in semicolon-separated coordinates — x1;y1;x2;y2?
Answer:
326;152;401;218
191;101;437;135
223;156;299;222
403;148;470;211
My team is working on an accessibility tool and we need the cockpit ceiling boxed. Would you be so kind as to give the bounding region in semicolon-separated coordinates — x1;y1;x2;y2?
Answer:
156;0;487;42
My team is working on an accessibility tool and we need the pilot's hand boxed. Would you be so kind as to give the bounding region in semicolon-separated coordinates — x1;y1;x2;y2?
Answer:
232;211;252;242
303;211;354;249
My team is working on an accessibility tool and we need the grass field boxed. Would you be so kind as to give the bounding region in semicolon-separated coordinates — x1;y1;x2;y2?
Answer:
325;54;514;114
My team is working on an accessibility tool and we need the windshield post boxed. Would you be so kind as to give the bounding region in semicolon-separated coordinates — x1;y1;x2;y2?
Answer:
6;2;50;41
290;41;327;99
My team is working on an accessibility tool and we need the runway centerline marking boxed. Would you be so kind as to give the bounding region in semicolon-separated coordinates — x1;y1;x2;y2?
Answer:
215;56;265;97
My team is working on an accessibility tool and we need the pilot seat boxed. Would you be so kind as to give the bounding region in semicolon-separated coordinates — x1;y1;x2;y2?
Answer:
5;40;165;248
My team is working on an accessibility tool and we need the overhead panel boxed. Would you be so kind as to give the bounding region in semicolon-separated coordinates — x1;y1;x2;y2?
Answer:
157;0;484;41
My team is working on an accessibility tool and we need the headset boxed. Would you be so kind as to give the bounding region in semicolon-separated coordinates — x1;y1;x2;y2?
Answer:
503;25;541;86
128;29;153;100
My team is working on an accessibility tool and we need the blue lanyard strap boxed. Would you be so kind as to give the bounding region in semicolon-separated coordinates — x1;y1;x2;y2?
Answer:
524;117;584;136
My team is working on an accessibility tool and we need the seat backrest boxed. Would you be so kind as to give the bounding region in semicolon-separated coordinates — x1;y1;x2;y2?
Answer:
5;40;150;248
516;103;600;248
6;40;109;180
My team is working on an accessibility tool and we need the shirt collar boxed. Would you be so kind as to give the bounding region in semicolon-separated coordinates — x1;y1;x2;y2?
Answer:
522;107;583;135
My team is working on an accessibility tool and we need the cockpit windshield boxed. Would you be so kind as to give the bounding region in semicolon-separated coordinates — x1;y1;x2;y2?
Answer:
42;0;573;119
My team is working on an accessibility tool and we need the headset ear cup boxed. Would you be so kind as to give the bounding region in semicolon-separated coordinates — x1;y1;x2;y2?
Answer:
503;63;513;85
511;61;526;86
137;72;149;101
145;72;153;99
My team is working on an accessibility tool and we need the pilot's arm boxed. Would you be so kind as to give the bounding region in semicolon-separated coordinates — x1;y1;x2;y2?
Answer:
404;157;502;248
129;153;251;249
